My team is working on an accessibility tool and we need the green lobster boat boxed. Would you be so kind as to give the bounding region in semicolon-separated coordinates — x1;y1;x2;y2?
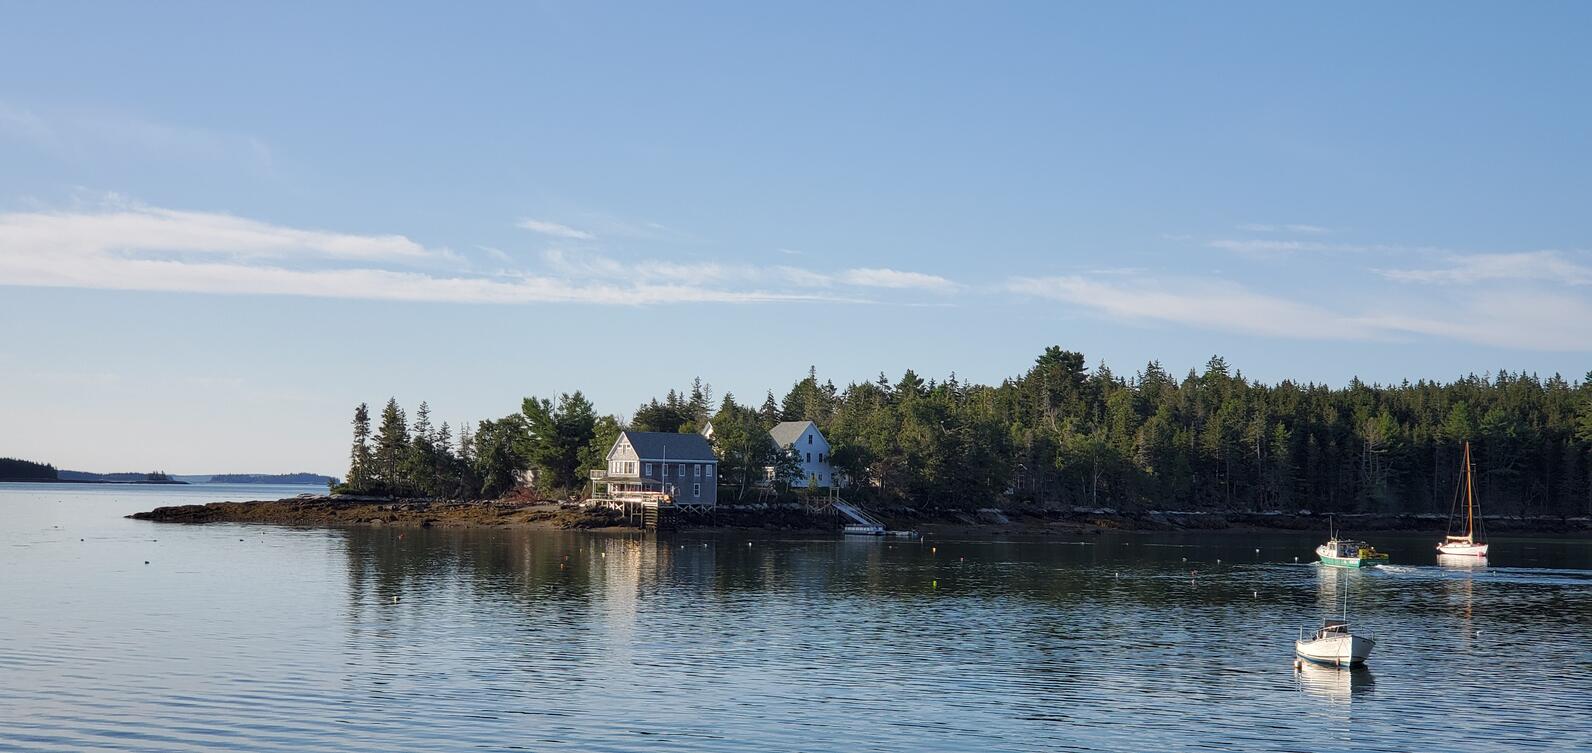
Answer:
1316;537;1388;568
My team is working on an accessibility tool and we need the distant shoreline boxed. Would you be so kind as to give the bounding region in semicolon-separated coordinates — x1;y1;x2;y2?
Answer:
125;495;1592;536
1;478;188;485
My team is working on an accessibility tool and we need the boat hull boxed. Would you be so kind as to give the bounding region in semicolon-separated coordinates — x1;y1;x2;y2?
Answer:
1437;541;1488;557
1316;545;1379;568
1295;634;1375;667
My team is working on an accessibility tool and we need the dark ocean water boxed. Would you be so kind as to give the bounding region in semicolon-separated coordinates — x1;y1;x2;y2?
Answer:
2;483;1588;752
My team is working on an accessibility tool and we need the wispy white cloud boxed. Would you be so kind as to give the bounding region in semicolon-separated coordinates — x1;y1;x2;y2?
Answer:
839;267;958;292
0;101;273;173
1209;239;1347;254
1356;290;1592;352
1007;271;1592;352
0;202;956;306
540;248;746;284
0;205;444;263
1206;238;1436;256
516;218;594;240
1377;250;1592;286
1236;223;1332;234
475;245;514;264
1007;274;1373;340
775;266;834;288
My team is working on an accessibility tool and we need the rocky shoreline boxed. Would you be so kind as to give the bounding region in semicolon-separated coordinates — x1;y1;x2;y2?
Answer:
126;495;1592;535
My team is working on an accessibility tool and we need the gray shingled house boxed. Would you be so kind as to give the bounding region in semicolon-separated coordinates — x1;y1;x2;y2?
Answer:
601;430;718;508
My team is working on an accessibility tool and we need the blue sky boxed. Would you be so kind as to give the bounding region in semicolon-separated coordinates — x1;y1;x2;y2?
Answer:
2;3;1590;473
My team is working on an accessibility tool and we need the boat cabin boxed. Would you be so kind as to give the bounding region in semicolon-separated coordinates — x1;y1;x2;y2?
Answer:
1311;619;1350;641
1325;539;1378;558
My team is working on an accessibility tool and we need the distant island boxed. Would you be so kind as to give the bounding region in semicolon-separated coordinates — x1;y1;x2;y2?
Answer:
173;473;337;485
0;458;186;484
1;457;334;486
0;457;59;481
59;470;185;484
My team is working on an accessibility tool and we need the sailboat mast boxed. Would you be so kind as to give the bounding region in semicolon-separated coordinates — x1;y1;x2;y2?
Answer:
1463;441;1475;540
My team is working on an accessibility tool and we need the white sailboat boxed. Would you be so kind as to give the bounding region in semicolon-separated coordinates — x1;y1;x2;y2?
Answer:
1438;441;1489;557
1296;574;1375;667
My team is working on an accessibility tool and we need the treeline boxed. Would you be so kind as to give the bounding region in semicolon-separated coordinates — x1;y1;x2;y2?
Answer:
0;457;57;480
336;348;1592;516
206;473;337;485
793;348;1592;516
335;395;621;499
335;378;800;502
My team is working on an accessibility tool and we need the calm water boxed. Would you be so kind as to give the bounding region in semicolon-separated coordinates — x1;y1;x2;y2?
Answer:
1;483;1589;752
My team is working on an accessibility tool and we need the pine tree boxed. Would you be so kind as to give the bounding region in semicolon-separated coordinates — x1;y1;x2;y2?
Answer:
758;391;780;427
373;398;409;492
521;391;599;492
347;403;373;492
413;401;433;444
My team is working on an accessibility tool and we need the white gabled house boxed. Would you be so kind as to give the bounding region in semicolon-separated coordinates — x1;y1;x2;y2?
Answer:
768;420;836;488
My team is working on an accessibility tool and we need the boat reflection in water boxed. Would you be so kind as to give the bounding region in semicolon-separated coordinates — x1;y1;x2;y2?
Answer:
1295;661;1376;702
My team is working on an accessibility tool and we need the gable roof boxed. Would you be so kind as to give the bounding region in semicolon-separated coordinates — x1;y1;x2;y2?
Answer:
769;420;821;448
619;430;718;462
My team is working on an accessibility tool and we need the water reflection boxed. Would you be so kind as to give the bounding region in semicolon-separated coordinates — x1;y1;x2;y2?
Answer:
6;485;1592;753
1296;662;1376;702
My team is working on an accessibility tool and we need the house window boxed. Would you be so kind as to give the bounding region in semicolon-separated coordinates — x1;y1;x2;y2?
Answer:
694;464;701;478
819;453;825;463
692;483;701;497
678;463;685;477
808;434;813;444
818;473;824;482
645;463;652;476
806;452;812;463
706;465;713;479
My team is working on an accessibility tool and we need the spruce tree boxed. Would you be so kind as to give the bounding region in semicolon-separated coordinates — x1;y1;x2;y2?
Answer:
348;403;373;492
373;398;409;492
759;391;780;427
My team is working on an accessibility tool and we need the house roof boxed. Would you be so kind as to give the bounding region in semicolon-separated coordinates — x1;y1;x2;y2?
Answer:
619;430;718;462
769;420;820;448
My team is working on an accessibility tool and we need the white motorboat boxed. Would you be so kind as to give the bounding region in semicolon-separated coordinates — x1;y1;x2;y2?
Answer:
1296;572;1375;667
842;523;885;536
1438;441;1489;558
1296;619;1375;667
